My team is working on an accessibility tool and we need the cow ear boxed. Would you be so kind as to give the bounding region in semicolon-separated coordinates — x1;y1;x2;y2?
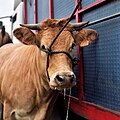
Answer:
74;29;98;47
13;27;37;45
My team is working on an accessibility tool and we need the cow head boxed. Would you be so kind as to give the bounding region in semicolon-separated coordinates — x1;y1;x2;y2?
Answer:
13;18;98;91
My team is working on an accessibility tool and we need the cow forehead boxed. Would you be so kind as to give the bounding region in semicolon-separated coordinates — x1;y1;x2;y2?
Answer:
39;18;67;28
39;27;74;49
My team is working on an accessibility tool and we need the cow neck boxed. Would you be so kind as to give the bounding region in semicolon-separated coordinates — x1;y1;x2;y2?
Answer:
36;88;58;120
45;91;59;120
34;91;58;120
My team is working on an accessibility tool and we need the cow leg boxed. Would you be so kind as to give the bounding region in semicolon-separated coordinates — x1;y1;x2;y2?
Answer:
3;101;15;120
0;103;3;120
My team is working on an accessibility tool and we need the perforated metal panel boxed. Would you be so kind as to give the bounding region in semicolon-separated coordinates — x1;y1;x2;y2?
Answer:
81;0;98;8
82;1;120;112
82;1;120;22
37;0;49;22
71;47;79;98
26;0;34;24
54;0;75;19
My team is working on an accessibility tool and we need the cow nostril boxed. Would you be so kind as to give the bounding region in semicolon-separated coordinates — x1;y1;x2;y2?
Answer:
56;75;65;83
69;75;74;83
56;74;75;84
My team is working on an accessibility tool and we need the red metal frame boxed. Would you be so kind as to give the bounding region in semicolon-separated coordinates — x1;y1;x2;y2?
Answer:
23;0;27;24
75;0;108;101
70;100;120;120
77;0;107;14
24;0;38;24
49;0;54;19
75;0;85;101
34;0;38;24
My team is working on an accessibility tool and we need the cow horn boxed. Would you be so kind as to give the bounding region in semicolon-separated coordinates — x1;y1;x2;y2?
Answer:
70;21;89;28
20;24;41;30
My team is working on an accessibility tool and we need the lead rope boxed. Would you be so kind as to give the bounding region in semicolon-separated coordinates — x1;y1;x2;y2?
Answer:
66;88;72;120
49;0;81;50
64;1;81;119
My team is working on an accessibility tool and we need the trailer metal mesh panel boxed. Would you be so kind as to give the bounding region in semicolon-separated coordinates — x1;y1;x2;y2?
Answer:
26;0;34;24
81;0;98;8
54;0;75;19
82;1;120;22
37;0;49;22
71;47;79;98
82;1;120;112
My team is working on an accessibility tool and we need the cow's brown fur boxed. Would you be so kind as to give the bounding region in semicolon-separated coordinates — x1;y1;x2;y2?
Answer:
0;28;12;47
0;27;12;120
0;19;98;120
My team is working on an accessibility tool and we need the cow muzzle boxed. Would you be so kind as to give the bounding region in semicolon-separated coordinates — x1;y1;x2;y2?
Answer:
49;71;76;90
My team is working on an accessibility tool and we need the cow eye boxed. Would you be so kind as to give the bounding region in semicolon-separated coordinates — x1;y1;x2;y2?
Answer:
69;47;73;52
69;44;75;52
41;45;46;49
72;43;75;48
88;32;93;36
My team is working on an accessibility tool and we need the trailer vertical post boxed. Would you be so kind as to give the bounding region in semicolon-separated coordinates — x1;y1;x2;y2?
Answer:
23;0;27;24
49;0;54;19
34;0;38;24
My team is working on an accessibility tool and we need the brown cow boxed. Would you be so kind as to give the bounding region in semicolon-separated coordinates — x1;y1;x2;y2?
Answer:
0;26;12;47
0;24;12;120
0;18;98;120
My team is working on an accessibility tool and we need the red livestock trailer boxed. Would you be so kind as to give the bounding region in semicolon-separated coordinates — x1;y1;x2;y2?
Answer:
12;0;120;120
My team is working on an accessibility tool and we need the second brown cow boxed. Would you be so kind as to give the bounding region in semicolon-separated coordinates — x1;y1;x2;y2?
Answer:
0;25;12;47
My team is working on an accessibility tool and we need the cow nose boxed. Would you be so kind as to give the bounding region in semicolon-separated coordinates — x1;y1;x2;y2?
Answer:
56;74;75;84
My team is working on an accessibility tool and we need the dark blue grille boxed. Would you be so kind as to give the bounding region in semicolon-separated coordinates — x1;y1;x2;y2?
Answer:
82;1;120;22
81;0;98;8
54;0;75;19
37;0;49;22
83;15;120;111
27;0;34;24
